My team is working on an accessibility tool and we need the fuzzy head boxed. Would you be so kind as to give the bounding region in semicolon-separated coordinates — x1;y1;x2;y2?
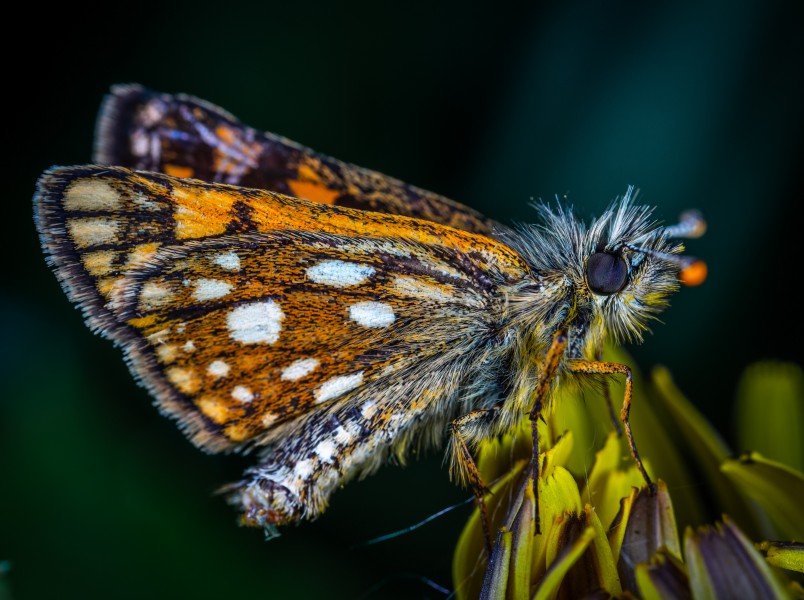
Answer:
499;187;705;356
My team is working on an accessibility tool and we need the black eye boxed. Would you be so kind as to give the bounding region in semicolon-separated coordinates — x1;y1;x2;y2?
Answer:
586;252;628;295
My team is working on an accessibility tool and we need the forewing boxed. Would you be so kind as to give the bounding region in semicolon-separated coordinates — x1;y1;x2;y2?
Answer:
93;84;498;234
34;166;530;453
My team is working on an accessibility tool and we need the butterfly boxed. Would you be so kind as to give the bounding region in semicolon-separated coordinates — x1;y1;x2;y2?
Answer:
34;84;706;544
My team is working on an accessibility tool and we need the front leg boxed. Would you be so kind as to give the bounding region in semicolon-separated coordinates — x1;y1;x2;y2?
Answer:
449;406;503;556
568;359;655;493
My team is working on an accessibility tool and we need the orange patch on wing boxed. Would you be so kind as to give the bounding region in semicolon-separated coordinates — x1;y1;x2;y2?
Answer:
127;242;162;266
215;125;236;145
197;396;235;424
97;277;117;297
164;164;195;178
287;179;340;205
296;164;321;183
127;314;160;329
172;187;238;239
224;423;251;442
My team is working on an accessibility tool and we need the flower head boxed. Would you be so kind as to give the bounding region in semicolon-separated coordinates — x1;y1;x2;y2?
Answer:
453;351;804;598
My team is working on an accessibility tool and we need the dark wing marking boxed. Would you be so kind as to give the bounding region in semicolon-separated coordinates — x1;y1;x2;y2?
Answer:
94;84;499;234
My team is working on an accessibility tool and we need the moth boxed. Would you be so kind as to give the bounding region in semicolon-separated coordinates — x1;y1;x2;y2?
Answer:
34;84;705;541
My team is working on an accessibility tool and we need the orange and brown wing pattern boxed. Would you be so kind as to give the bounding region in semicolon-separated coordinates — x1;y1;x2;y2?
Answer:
34;166;530;453
94;84;498;235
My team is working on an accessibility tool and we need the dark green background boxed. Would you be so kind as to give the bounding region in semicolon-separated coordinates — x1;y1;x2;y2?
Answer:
3;2;802;598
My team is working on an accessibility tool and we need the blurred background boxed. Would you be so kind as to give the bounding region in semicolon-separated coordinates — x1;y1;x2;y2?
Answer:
2;1;802;598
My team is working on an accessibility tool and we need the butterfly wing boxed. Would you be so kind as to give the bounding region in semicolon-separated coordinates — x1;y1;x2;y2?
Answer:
34;166;530;455
93;84;499;235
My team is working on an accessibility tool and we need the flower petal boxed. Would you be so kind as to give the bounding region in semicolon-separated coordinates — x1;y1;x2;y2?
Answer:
534;525;596;600
756;541;804;575
581;431;646;528
684;516;790;600
479;528;512;600
652;366;761;536
608;481;681;593
735;361;804;473
453;462;525;600
508;477;536;599
541;505;621;598
634;549;691;600
720;452;804;540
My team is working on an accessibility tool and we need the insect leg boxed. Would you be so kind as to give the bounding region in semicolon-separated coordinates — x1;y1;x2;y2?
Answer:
567;360;656;493
449;407;501;556
596;348;622;436
528;330;568;534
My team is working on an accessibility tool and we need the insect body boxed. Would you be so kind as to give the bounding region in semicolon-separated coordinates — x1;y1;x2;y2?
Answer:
34;85;705;537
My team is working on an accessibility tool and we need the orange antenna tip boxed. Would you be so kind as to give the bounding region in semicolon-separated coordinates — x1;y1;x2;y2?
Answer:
679;259;707;286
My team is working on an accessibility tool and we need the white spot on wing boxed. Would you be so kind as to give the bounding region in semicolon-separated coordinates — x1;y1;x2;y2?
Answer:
193;278;233;301
349;302;395;328
67;217;119;248
232;385;254;403
227;301;284;344
334;425;355;445
281;358;319;381
64;180;121;211
182;340;196;352
314;440;337;463
306;260;375;287
293;459;315;479
207;360;230;378
361;400;377;419
315;372;364;404
213;251;241;271
140;281;173;308
261;413;278;427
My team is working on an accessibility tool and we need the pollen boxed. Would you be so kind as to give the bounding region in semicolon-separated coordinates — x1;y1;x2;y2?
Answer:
63;179;121;211
349;301;395;328
315;372;364;404
227;301;284;344
281;358;319;381
207;360;230;379
231;385;254;403
306;260;375;287
193;278;233;301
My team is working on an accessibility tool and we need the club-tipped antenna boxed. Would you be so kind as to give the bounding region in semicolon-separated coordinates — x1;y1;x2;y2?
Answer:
663;209;706;239
625;207;708;286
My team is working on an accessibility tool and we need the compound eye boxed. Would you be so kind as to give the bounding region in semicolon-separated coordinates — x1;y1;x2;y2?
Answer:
586;252;628;295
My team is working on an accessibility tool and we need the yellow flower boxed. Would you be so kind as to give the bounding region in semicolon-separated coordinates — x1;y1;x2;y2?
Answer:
453;351;804;599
